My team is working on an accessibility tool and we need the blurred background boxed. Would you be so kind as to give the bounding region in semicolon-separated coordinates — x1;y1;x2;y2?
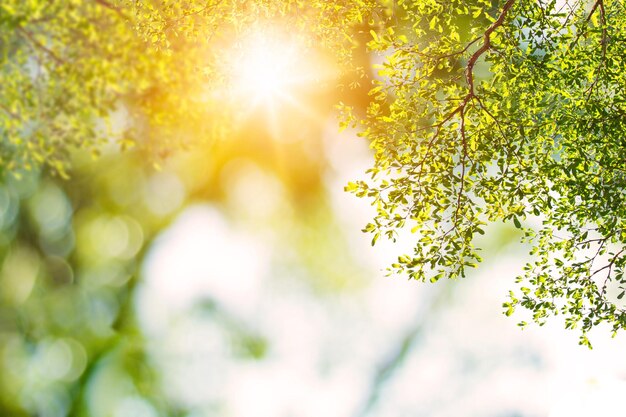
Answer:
2;3;626;417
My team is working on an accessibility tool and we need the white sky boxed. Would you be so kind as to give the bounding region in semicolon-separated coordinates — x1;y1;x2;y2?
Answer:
136;119;626;417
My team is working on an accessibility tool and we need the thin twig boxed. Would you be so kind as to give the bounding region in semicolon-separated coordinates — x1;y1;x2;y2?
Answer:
585;0;607;100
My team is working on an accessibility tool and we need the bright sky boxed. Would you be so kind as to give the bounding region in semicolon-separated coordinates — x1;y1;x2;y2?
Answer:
134;121;626;417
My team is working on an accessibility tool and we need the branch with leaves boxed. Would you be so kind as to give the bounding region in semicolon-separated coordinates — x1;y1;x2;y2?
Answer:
349;0;626;346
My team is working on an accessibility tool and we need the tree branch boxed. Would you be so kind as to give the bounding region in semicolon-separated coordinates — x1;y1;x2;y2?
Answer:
454;107;468;228
569;0;605;49
585;0;607;100
465;0;517;96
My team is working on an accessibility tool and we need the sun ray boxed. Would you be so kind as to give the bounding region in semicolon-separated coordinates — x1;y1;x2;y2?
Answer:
226;28;333;120
231;31;300;105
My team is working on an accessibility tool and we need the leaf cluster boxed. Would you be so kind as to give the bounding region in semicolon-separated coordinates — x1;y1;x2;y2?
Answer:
348;0;626;345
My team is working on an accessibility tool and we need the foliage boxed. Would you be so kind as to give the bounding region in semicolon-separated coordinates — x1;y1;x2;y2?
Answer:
3;0;626;346
0;0;381;175
349;0;626;346
0;3;379;415
0;156;167;417
0;135;365;416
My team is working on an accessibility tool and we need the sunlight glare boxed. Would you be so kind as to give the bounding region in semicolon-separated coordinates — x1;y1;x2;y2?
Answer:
231;31;306;108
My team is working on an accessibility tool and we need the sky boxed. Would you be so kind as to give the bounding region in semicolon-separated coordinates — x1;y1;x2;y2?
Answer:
129;121;626;417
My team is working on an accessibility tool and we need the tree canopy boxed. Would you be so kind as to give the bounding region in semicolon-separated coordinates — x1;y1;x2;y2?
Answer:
2;0;626;346
348;0;626;347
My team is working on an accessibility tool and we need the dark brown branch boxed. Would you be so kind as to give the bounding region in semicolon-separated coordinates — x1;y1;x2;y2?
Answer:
585;0;604;25
406;0;517;227
585;0;607;100
465;0;517;96
420;0;517;150
455;107;468;227
569;0;605;49
587;247;626;284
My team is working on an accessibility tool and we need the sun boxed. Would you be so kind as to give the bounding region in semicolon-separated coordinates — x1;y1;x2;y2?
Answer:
235;39;293;102
230;30;309;108
220;27;337;136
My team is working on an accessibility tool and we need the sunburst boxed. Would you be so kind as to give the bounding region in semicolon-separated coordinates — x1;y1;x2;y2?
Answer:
229;29;320;110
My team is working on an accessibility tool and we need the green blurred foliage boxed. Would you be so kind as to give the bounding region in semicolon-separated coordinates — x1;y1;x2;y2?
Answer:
0;1;385;416
0;132;371;416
